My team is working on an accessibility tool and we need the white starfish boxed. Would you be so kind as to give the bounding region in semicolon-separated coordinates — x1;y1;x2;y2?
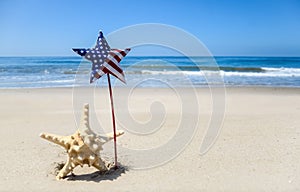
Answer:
40;103;124;180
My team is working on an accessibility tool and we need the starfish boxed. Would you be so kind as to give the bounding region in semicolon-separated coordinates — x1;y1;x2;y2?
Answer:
40;103;124;180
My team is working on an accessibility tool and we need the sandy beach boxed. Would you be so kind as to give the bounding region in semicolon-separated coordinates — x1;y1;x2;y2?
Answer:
0;87;299;191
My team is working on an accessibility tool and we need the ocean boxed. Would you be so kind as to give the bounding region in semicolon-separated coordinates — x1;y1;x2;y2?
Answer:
0;56;300;88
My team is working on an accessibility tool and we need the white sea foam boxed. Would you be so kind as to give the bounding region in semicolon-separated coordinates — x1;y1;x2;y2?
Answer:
139;68;300;77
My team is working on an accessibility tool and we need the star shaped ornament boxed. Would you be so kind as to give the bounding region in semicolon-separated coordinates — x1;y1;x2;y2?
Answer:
73;31;130;83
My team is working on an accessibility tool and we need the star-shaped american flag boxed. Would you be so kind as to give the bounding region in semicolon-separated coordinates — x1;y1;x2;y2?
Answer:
72;30;130;168
73;31;130;83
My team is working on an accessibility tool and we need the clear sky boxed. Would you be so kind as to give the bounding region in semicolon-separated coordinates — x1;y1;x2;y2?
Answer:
0;0;299;56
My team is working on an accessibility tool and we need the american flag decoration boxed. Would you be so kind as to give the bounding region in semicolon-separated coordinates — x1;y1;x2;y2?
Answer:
72;31;131;168
72;31;130;84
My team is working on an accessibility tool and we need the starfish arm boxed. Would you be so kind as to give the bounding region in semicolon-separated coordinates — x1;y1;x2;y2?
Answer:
92;157;107;171
79;103;90;131
40;133;70;150
102;130;125;143
56;157;73;180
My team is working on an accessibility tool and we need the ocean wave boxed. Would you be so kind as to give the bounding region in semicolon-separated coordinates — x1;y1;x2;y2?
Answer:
63;70;89;74
220;71;300;77
128;65;265;72
132;68;300;77
63;70;77;74
262;67;300;73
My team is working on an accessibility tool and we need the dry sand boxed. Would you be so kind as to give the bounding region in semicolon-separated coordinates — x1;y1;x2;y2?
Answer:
0;87;299;191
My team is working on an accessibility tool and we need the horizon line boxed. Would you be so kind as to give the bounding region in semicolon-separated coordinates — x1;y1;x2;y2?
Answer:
1;55;300;58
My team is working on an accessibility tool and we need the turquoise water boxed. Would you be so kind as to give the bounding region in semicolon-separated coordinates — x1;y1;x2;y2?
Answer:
0;56;300;88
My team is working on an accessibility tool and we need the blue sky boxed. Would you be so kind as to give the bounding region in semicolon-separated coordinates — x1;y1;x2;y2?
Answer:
0;0;299;56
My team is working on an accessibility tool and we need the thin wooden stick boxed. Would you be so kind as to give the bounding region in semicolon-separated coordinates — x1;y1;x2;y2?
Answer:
107;73;118;168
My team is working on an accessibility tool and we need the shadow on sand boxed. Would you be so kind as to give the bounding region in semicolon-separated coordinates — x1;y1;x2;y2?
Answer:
64;165;128;182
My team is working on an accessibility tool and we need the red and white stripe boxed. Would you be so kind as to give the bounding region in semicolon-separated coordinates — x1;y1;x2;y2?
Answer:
92;48;130;84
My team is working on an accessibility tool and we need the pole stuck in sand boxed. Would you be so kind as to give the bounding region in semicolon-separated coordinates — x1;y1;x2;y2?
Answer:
72;30;130;169
107;73;118;168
